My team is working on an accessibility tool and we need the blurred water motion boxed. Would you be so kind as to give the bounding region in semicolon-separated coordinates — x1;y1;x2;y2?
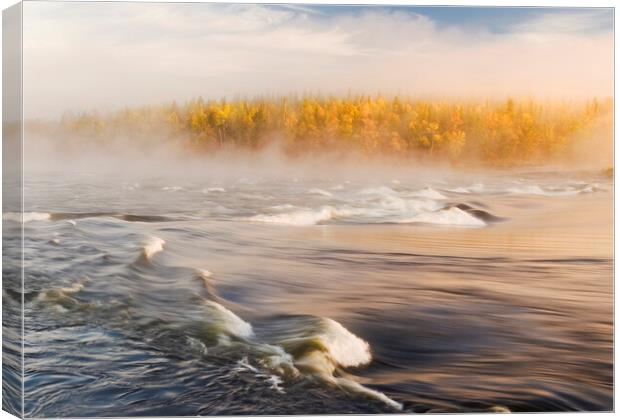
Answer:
4;168;612;416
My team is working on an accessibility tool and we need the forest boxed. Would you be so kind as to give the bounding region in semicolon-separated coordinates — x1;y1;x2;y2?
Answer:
49;95;612;166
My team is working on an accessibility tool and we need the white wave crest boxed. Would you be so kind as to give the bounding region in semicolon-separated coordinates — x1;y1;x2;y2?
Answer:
3;212;51;223
334;376;403;410
508;184;596;196
162;186;183;191
143;236;165;259
203;187;226;193
410;187;447;200
444;186;471;194
318;318;372;367
467;183;486;193
307;188;333;197
37;281;84;304
399;207;485;227
249;206;349;226
268;204;295;211
376;196;443;215
359;186;398;196
292;318;401;410
204;300;254;339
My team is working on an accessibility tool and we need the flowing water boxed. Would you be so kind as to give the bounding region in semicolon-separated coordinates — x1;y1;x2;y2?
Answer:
2;166;613;416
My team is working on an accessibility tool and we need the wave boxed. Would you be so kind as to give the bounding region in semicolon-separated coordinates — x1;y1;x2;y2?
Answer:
398;207;486;227
248;206;351;226
194;301;402;410
203;187;226;193
6;211;173;224
249;198;463;227
507;184;597;196
204;300;254;342
443;186;471;194
197;269;213;279
162;186;184;192
35;281;85;312
3;212;51;223
268;204;295;211
195;269;219;298
307;188;333;197
142;236;165;260
449;203;506;223
359;186;398;196
443;182;597;197
409;187;447;200
443;183;486;194
315;318;372;367
263;316;402;410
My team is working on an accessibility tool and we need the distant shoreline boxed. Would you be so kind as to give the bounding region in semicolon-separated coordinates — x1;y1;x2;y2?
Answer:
23;95;613;168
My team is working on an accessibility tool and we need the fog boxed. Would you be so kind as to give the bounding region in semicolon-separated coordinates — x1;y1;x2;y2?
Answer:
23;115;612;187
23;127;458;183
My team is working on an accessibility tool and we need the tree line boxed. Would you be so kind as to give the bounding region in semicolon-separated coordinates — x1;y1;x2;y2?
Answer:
55;95;612;165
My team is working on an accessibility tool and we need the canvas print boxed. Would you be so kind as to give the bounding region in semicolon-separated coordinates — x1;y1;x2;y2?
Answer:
2;1;614;417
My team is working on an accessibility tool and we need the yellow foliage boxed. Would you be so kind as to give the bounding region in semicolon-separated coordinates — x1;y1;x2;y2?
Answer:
58;95;612;165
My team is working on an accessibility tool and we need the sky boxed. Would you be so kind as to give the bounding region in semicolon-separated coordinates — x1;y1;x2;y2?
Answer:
22;2;614;119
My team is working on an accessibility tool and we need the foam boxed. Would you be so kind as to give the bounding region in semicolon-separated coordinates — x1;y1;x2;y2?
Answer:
143;236;165;259
359;186;398;196
248;206;349;226
3;212;51;223
318;318;372;367
204;300;254;339
410;187;447;200
186;336;208;355
288;317;401;410
307;188;333;197
203;187;226;193
444;186;471;194
334;377;403;411
37;282;85;307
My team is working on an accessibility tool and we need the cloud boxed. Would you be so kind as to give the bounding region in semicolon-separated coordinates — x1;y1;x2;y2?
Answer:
510;9;613;34
23;3;613;119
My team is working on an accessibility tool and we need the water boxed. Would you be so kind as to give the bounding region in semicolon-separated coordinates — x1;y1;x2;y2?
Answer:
3;167;613;416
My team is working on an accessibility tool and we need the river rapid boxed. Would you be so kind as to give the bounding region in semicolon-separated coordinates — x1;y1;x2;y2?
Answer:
2;164;613;416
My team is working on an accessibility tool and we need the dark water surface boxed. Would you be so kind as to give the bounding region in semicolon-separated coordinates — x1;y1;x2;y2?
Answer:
3;168;613;416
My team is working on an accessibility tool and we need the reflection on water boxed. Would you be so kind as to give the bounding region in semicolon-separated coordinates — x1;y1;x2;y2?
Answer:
3;169;613;415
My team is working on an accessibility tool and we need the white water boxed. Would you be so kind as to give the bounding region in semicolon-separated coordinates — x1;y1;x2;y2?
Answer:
3;212;51;223
398;207;486;227
143;236;165;259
